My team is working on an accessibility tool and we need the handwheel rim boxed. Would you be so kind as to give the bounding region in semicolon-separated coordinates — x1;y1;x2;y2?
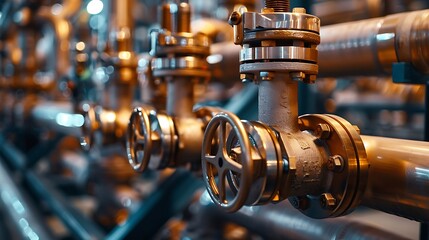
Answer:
201;111;254;212
126;107;153;172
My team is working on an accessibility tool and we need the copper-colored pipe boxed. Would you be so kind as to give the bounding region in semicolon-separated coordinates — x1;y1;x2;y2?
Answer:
113;0;134;52
259;74;299;133
361;135;429;222
318;10;429;77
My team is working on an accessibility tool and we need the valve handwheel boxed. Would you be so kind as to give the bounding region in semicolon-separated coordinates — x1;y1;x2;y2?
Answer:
126;107;153;171
202;111;254;212
80;104;100;151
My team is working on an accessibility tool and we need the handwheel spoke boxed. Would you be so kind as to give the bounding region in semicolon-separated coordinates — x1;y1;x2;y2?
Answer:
134;128;146;145
218;169;227;203
223;155;242;173
218;121;227;150
204;154;217;165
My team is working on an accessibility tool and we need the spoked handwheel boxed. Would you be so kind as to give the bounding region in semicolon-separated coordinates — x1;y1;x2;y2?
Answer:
201;111;254;212
80;104;101;151
126;107;153;172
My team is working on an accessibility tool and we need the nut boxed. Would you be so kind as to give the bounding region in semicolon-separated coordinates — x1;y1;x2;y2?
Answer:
292;8;306;14
327;155;344;172
314;123;331;139
290;71;305;81
228;11;241;25
289;196;309;210
320;193;336;209
240;73;255;83
260;71;274;81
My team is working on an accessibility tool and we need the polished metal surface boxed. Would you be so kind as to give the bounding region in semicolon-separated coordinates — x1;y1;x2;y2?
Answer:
242;12;320;33
240;46;318;63
319;9;429;77
202;111;253;212
361;135;429;222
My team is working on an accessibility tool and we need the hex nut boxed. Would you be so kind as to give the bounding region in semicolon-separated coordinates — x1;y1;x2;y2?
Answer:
260;71;275;81
314;123;331;139
240;73;255;83
290;196;309;210
320;193;336;209
292;8;306;14
327;155;344;172
290;71;305;81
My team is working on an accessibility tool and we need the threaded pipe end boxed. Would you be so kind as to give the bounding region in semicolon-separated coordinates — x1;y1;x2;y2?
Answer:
264;0;290;12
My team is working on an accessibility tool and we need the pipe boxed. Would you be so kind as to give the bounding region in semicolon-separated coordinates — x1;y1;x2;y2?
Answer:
318;10;429;77
361;135;429;222
113;0;134;52
31;101;83;137
0;159;54;240
188;192;408;240
259;74;299;133
167;77;195;118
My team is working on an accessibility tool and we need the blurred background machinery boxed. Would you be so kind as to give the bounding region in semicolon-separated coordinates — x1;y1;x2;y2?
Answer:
0;0;428;239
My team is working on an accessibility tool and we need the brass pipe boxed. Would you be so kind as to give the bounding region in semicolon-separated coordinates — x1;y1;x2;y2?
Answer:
166;77;195;118
36;1;81;78
361;135;429;222
259;74;299;133
113;0;133;52
318;10;429;77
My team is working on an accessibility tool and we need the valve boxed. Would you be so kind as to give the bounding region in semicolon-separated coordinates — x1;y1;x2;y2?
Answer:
126;1;221;173
126;106;175;172
201;0;369;218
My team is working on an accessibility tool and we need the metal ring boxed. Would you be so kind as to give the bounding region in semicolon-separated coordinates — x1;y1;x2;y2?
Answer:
240;46;318;63
242;12;320;33
225;120;282;205
126;107;153;172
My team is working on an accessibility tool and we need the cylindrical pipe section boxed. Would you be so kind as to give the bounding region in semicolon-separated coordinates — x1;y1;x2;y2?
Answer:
0;160;54;240
361;135;429;222
113;0;134;52
166;77;195;118
177;2;191;33
31;101;83;137
318;10;429;77
191;193;408;240
259;74;299;133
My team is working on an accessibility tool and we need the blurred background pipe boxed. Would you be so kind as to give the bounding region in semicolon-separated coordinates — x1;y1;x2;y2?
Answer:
318;9;429;77
186;193;408;240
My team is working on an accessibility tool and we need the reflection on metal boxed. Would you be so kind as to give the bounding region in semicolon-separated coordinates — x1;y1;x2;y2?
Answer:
0;159;53;240
361;135;429;222
126;1;218;173
319;10;429;77
186;191;409;240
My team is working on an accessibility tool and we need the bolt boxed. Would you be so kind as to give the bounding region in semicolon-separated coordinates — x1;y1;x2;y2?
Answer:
353;125;361;134
260;71;275;81
314;123;331;139
327;155;344;172
290;71;305;82
240;73;255;83
228;11;241;25
290;196;309;210
320;193;336;209
292;7;306;14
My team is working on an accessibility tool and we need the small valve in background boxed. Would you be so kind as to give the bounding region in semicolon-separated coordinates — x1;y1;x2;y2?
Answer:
126;1;223;173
